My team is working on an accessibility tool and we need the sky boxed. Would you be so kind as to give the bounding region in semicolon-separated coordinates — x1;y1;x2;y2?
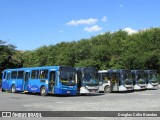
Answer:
0;0;160;50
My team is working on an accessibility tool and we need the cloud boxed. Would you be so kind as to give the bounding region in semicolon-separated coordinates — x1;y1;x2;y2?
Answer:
84;25;102;32
123;27;137;34
66;18;98;26
101;16;107;22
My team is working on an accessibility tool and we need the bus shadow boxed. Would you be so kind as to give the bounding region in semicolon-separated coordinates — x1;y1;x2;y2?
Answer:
146;88;159;90
11;91;105;97
48;93;105;97
133;89;147;92
19;92;41;96
111;91;134;94
78;93;105;97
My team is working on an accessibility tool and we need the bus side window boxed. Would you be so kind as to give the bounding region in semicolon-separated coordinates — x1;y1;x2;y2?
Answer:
11;71;17;79
102;73;110;83
40;70;48;79
17;71;24;79
31;70;39;79
3;72;6;79
7;73;11;80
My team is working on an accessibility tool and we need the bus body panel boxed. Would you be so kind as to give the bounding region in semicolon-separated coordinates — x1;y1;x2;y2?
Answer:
12;79;24;92
2;71;11;90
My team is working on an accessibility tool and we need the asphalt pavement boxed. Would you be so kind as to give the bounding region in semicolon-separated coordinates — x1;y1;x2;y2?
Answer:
0;89;160;120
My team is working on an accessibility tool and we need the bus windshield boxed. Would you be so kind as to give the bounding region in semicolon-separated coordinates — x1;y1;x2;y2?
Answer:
149;73;158;83
123;73;133;85
60;70;76;86
137;74;146;84
83;72;99;86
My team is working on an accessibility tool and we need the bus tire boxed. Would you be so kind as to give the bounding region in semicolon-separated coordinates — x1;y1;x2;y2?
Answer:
11;85;16;93
40;86;47;96
104;86;111;93
2;89;5;92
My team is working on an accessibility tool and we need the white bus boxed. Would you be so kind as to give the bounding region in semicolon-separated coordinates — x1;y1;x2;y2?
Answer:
144;70;159;89
76;67;99;94
131;70;146;90
98;70;133;93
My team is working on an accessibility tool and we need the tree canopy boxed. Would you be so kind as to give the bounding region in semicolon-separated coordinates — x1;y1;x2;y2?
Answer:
1;27;160;73
0;40;23;78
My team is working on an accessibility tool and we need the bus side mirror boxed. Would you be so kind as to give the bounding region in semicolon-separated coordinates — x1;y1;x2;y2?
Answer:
99;81;103;85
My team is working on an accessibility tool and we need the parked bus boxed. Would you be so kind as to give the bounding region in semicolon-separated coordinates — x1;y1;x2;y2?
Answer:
76;67;99;94
131;70;146;90
98;70;133;93
144;70;159;89
1;66;77;96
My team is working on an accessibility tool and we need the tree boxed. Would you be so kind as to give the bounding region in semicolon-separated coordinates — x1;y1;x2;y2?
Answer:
0;40;23;79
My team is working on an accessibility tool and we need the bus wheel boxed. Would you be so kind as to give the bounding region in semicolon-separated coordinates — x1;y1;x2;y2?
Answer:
40;86;47;96
104;86;111;93
11;85;16;93
2;89;5;92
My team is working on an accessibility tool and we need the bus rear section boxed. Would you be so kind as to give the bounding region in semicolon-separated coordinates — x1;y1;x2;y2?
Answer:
2;70;25;93
131;70;147;90
144;70;159;89
76;67;99;94
1;66;77;96
98;70;133;93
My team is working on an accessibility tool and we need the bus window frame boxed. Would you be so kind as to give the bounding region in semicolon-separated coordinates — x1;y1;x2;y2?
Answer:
6;72;11;80
3;71;6;79
31;70;40;79
40;69;49;79
11;71;18;79
17;71;24;79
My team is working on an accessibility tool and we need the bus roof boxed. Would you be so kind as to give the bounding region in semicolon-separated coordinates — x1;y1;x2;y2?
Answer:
76;67;97;71
3;66;74;72
98;69;131;73
131;70;144;73
144;70;157;74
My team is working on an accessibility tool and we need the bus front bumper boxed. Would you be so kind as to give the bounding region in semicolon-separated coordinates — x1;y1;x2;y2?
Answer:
80;86;99;94
134;84;141;90
146;83;159;89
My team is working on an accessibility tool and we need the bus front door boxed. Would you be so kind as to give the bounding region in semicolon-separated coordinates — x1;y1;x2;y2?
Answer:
48;71;55;93
111;75;119;91
3;72;11;90
23;72;30;91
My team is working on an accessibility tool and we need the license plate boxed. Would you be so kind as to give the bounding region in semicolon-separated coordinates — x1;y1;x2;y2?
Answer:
91;90;96;93
67;91;70;93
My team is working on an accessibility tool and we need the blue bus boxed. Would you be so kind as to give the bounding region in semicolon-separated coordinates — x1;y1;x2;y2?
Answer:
131;70;147;90
76;67;99;94
98;70;133;93
144;70;159;89
1;66;77;96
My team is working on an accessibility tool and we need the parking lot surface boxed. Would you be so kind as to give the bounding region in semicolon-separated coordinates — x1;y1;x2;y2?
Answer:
0;89;160;120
